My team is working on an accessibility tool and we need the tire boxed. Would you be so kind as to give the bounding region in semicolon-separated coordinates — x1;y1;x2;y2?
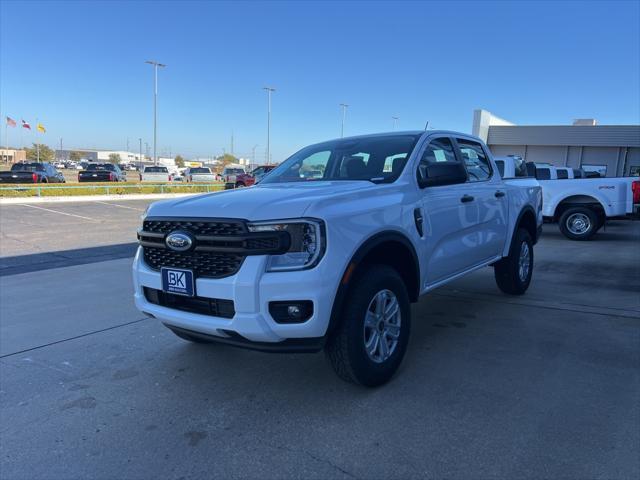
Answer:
494;228;533;295
325;265;411;387
558;206;599;240
169;328;214;344
235;182;245;188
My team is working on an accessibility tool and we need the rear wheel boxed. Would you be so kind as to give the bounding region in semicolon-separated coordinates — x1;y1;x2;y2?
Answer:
559;206;599;240
325;265;410;387
494;228;533;295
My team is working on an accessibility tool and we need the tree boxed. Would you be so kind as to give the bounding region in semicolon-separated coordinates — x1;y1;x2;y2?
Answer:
174;155;185;168
25;143;55;162
69;151;84;162
108;153;122;164
216;153;239;166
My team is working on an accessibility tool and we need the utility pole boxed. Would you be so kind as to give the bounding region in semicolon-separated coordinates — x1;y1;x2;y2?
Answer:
145;60;166;165
139;138;142;170
392;116;399;131
145;142;149;160
340;103;349;138
263;87;275;164
60;137;63;161
231;131;234;156
252;144;258;165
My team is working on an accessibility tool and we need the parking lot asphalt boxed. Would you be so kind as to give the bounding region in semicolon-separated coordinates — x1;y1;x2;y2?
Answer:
0;200;639;479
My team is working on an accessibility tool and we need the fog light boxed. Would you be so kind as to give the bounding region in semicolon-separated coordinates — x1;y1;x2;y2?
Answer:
269;301;313;324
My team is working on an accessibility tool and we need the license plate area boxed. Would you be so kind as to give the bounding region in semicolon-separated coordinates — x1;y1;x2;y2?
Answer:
161;267;195;297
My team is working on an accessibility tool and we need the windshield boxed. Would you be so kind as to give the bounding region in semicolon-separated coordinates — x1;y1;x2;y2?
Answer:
190;168;211;174
260;134;422;184
144;166;168;173
11;163;45;172
87;164;115;171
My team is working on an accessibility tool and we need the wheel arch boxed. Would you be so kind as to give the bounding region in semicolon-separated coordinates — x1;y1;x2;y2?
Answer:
553;194;607;220
327;231;420;336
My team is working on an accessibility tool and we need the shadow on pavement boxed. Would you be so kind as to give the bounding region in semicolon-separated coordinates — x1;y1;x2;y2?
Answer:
0;242;138;276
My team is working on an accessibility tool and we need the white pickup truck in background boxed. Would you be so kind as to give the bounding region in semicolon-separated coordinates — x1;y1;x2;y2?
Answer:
184;167;216;183
140;166;172;182
495;156;640;240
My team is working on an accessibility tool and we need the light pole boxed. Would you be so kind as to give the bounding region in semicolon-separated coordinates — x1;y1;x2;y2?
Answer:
392;116;399;131
340;103;349;138
263;87;275;164
252;144;259;165
138;138;142;169
145;60;166;165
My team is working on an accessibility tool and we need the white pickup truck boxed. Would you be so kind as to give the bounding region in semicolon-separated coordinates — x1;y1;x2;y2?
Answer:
140;166;172;183
133;131;542;386
184;167;216;183
495;156;640;240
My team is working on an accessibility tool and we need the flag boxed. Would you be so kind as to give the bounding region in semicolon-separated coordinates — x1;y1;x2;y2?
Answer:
37;123;46;133
22;120;31;130
6;117;16;127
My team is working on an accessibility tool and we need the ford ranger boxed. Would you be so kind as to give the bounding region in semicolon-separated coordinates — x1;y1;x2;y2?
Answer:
133;131;543;386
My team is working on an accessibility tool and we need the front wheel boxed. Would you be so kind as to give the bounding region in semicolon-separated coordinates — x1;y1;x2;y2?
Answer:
494;228;534;295
325;265;410;387
559;207;599;240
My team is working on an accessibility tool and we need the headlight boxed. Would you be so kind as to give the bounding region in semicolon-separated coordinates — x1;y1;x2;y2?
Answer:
247;219;325;271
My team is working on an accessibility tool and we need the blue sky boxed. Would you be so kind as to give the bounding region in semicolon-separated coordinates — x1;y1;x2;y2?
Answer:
1;0;639;161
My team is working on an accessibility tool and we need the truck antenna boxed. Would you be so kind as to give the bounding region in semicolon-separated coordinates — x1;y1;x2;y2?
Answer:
424;121;429;131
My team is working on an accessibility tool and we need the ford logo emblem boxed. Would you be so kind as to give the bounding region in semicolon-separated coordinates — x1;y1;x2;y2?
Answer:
165;231;193;252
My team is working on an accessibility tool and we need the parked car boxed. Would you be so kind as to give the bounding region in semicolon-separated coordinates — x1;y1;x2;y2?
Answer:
184;167;216;183
250;165;277;183
222;166;254;188
134;131;543;386
78;163;126;182
0;162;65;183
495;156;640;240
140;165;172;182
54;161;67;169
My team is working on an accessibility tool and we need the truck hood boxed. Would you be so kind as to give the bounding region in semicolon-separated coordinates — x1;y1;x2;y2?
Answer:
146;181;377;221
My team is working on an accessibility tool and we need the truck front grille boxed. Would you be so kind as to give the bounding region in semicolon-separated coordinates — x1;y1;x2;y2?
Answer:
138;217;289;279
143;248;244;278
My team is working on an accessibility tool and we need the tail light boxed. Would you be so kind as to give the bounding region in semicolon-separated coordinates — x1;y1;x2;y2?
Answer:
32;173;38;182
632;180;640;204
168;175;171;181
109;172;115;181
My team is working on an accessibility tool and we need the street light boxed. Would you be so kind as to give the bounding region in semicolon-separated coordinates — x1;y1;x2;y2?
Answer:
145;60;166;165
138;138;142;170
392;116;399;131
263;87;275;164
340;103;349;138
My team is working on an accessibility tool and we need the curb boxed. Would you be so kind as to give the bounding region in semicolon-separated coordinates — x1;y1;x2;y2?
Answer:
0;193;202;205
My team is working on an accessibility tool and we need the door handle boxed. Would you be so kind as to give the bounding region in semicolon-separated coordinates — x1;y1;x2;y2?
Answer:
460;194;474;203
495;190;505;198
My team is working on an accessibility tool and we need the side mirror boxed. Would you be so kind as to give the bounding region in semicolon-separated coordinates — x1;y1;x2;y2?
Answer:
417;161;467;188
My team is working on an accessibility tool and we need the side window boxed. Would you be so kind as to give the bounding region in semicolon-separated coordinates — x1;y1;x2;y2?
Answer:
282;150;330;180
419;137;457;164
417;137;464;185
556;169;568;179
536;168;551;180
456;139;492;182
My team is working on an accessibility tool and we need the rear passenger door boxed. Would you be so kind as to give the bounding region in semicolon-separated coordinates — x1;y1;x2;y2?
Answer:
454;137;508;262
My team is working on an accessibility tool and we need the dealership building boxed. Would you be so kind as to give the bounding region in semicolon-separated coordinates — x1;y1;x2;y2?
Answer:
473;109;640;177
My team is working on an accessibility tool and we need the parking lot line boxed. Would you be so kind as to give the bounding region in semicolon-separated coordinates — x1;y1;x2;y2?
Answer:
93;201;145;211
16;204;96;221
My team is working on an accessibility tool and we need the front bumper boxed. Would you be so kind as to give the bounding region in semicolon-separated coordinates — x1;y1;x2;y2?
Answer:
132;247;337;344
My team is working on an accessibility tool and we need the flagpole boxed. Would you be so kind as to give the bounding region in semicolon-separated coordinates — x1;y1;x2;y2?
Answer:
36;118;39;162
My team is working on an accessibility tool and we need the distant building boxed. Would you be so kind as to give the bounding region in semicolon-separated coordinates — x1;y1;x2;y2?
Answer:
473;109;640;177
55;149;145;163
0;148;27;164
